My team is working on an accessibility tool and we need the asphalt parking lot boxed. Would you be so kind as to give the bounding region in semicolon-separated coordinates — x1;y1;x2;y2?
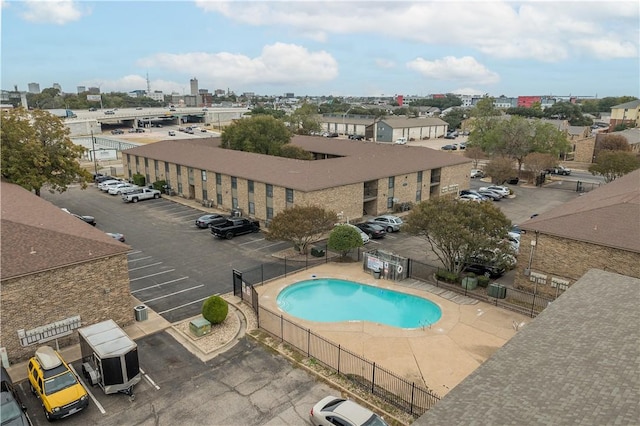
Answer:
16;334;339;426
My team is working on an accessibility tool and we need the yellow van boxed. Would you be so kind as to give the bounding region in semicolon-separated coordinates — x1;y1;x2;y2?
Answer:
27;346;89;421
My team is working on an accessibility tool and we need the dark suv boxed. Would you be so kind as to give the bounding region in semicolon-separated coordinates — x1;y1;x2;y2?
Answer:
1;366;32;426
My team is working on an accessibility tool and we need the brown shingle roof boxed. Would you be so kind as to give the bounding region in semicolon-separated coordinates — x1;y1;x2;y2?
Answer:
1;181;130;280
123;136;470;191
521;169;640;252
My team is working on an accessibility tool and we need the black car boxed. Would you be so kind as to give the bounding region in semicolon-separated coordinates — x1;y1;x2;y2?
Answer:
111;129;124;135
441;144;457;150
355;222;386;239
195;214;227;229
95;175;116;183
1;366;32;426
464;259;506;278
477;189;502;201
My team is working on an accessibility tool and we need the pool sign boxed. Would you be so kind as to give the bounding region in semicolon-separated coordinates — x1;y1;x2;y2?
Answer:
367;257;383;271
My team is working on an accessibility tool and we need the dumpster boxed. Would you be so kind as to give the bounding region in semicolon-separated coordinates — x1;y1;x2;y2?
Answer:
134;305;148;322
78;320;141;398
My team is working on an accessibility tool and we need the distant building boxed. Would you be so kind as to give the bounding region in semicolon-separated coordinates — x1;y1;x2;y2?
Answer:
190;78;198;96
610;99;640;129
28;82;40;94
52;82;62;92
147;91;164;102
88;87;100;94
517;96;541;108
77;86;86;93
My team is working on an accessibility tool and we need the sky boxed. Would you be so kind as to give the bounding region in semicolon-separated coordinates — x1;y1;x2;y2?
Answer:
1;0;638;99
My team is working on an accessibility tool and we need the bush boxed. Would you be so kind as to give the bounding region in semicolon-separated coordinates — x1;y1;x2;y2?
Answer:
477;275;491;288
202;295;228;325
152;180;167;191
436;269;459;283
132;173;146;187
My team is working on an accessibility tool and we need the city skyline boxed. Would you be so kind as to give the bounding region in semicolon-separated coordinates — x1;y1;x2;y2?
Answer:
1;1;638;98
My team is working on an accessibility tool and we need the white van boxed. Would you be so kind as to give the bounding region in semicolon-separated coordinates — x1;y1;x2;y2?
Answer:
395;137;408;145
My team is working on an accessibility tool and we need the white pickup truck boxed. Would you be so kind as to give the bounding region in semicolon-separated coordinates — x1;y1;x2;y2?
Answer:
122;187;161;203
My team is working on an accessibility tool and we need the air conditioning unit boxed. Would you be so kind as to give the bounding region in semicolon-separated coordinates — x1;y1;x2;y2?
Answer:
524;268;531;277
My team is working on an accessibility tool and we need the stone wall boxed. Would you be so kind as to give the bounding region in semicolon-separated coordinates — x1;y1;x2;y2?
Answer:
1;255;132;363
572;137;596;164
514;232;640;297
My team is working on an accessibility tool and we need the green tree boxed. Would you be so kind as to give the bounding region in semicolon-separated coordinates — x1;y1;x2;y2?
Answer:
484;157;516;184
441;107;467;130
403;197;512;274
264;205;337;254
279;145;313;160
543;101;592;126
250;106;286;119
220;115;292;155
288;103;321;135
589;151;640;183
1;107;91;196
328;225;363;258
202;295;228;325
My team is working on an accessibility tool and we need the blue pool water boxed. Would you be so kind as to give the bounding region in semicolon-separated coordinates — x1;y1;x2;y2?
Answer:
276;278;442;329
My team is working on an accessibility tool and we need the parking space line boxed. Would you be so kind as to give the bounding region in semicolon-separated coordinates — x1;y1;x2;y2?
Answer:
256;241;286;250
142;285;204;303
70;364;106;414
127;250;142;256
128;262;163;272
239;238;265;246
127;256;152;262
130;270;175;281
139;368;160;390
131;276;189;293
158;295;215;314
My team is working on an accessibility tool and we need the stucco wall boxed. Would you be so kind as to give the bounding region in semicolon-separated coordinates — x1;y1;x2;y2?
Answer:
514;232;640;297
1;255;132;363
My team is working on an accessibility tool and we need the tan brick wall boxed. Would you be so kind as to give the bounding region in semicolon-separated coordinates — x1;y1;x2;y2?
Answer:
1;255;132;363
514;232;640;297
573;137;596;163
298;184;363;221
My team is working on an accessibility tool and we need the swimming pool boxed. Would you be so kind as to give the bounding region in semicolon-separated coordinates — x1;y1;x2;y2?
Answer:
276;278;442;329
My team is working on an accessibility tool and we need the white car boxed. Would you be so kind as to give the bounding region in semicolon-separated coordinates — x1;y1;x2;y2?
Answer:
470;169;485;178
97;179;121;190
310;396;388;426
395;137;408;144
458;193;483;202
479;185;510;197
100;181;124;192
108;183;136;195
368;215;403;233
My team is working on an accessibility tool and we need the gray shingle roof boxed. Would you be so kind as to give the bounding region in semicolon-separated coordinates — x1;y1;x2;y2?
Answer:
380;117;449;128
1;181;130;280
123;136;470;192
611;99;640;110
415;269;640;426
521;169;640;253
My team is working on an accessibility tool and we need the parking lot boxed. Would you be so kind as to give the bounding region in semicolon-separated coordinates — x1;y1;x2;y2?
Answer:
29;178;582;425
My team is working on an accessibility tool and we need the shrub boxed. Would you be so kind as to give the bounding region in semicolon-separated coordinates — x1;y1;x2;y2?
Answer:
477;275;491;288
152;180;167;191
202;295;228;325
132;173;146;187
436;269;459;283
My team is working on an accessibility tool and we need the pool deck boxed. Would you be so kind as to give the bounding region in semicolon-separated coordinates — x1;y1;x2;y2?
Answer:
257;263;532;396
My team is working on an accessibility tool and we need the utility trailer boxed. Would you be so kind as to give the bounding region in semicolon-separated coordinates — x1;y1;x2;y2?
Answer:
78;320;141;399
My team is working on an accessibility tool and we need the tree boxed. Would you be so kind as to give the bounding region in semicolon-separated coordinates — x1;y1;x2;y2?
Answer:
441;107;467;131
484;157;516;184
327;225;363;258
279;145;313;160
464;146;486;168
288;103;321;135
220;115;292;155
403;197;511;274
543;101;592;126
524;153;557;184
589;151;640;183
1;107;91;196
595;135;631;156
264;205;337;254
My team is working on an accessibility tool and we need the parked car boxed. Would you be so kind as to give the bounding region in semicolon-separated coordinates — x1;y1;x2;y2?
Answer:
108;183;137;195
136;107;143;110
470;169;485;178
98;179;121;190
111;129;124;135
195;214;228;229
444;133;456;140
441;144;457;150
88;107;97;112
105;232;126;242
458;142;466;150
168;130;176;136
104;110;115;115
95;175;116;183
100;180;125;192
355;222;386;239
135;128;145;133
477;189;502;201
545;165;571;176
27;346;89;421
61;208;96;226
368;215;403;233
1;366;33;426
309;396;388;426
479;185;510;197
463;258;506;278
458;193;483;203
348;134;364;140
395;137;408;144
460;190;489;201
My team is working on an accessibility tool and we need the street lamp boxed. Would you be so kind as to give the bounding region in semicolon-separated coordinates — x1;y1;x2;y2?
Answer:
91;131;98;178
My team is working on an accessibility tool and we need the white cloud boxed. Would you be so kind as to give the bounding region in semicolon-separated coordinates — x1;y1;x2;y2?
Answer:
137;43;339;87
407;56;500;85
21;0;87;25
194;1;639;62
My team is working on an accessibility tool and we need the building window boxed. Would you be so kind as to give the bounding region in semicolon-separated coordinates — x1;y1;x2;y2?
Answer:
216;173;222;185
286;188;294;203
248;180;254;193
176;165;181;176
417;171;423;182
144;158;149;168
388;177;395;189
177;182;183;194
202;189;208;201
248;202;255;214
266;184;273;198
165;162;170;176
216;193;222;205
135;156;139;165
232;197;238;208
416;189;422;202
126;154;130;163
201;170;207;181
387;197;394;209
231;176;237;189
266;207;274;219
154;160;158;171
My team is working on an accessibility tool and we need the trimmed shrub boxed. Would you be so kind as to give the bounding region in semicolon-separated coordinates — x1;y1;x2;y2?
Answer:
202;295;228;325
152;180;167;191
436;269;459;283
477;275;491;288
132;173;146;187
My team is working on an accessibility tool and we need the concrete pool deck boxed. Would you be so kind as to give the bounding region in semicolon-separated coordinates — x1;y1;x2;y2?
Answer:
256;262;532;396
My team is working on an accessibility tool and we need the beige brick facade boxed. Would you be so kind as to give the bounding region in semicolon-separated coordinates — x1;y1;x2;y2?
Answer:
123;154;471;223
1;255;132;363
572;137;596;164
514;232;640;297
